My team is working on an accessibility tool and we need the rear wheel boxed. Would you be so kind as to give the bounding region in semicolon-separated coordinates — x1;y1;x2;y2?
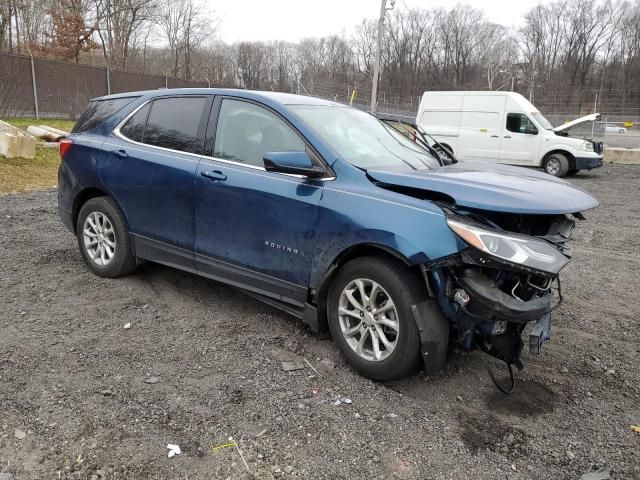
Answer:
327;256;429;381
76;197;137;278
544;153;570;177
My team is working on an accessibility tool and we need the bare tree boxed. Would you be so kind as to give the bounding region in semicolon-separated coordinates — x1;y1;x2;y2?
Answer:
157;0;209;78
93;0;155;69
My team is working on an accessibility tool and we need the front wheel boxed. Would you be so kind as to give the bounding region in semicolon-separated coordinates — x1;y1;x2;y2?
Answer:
327;256;429;381
543;153;570;177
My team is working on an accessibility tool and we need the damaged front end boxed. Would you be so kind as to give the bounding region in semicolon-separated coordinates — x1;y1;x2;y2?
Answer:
426;207;578;391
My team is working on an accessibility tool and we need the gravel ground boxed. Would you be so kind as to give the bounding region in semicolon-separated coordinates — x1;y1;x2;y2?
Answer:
1;165;639;480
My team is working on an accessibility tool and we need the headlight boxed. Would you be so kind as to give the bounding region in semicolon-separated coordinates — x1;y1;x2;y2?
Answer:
447;218;569;274
582;141;594;151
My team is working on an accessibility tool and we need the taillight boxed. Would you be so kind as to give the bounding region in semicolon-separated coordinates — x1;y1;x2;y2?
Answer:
59;138;73;159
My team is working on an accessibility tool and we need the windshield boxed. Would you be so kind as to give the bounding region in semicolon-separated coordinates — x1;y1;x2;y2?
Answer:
531;111;553;130
291;106;440;170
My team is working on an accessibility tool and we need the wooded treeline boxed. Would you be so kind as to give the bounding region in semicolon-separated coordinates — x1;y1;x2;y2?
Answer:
1;0;639;112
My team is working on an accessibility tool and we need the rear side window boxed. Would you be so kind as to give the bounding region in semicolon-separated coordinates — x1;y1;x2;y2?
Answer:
73;97;136;133
120;103;150;142
143;97;206;154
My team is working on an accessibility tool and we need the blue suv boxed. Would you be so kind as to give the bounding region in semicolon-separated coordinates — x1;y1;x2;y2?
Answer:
58;89;598;384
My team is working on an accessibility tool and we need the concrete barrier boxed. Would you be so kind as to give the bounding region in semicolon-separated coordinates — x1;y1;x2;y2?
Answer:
0;121;36;159
604;147;640;165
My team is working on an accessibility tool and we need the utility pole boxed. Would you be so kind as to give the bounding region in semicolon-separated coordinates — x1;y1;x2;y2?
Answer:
370;0;394;114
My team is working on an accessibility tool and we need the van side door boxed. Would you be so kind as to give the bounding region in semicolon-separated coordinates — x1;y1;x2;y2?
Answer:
499;113;541;165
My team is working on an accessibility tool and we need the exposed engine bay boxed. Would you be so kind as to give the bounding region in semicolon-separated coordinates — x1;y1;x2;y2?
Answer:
425;206;579;392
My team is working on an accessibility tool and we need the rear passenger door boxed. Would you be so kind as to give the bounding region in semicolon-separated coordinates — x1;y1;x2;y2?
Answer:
101;95;211;268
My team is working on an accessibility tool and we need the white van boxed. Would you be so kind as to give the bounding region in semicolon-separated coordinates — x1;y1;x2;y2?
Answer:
416;91;603;177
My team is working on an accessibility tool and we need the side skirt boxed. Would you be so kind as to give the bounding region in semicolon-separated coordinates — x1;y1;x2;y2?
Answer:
132;233;308;311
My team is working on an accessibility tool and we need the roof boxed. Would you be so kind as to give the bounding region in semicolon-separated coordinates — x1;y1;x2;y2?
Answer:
93;88;343;108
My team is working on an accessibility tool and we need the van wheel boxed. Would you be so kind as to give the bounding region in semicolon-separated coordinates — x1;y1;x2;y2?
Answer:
544;153;569;177
435;145;454;164
76;197;137;278
327;256;429;381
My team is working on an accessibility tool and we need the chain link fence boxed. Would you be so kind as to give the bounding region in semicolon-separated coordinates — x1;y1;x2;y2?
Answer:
1;53;638;147
0;52;208;120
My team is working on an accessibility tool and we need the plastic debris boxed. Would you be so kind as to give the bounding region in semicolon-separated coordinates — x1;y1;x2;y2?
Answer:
167;444;181;458
209;441;238;452
123;322;131;330
631;425;640;433
304;358;321;376
334;396;352;405
580;468;611;480
281;361;305;372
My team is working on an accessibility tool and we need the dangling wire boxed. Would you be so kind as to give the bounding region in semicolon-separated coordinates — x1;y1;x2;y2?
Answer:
485;361;515;394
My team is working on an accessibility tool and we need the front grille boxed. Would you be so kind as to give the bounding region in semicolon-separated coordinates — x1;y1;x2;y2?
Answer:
593;141;604;154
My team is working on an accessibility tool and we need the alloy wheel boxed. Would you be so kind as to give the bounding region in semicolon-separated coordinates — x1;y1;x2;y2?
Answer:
546;158;561;176
338;278;399;362
83;211;116;266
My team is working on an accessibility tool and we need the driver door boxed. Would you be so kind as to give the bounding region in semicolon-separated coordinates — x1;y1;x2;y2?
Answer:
499;113;541;165
194;97;325;306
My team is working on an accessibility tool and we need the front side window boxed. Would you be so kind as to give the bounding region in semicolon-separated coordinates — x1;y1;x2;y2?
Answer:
506;113;537;134
143;97;207;154
212;99;305;167
292;106;440;170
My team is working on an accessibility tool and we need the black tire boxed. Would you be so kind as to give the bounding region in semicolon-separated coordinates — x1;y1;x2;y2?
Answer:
327;256;428;381
76;197;137;278
435;144;454;164
544;153;570;177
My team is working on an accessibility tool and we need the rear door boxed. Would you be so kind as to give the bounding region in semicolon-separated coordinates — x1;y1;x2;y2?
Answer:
101;95;211;267
193;97;325;305
499;112;541;165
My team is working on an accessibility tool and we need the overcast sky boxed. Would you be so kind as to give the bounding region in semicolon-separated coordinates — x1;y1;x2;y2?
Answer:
214;0;553;44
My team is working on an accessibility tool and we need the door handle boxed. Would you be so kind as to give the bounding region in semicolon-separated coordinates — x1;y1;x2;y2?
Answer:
490;134;499;138
201;170;227;181
503;135;512;139
112;149;129;158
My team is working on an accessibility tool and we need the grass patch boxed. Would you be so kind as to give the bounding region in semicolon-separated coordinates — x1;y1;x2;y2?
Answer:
4;117;75;133
0;146;60;195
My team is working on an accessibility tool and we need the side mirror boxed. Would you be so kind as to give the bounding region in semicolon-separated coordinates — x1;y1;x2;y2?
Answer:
263;151;326;178
524;125;538;135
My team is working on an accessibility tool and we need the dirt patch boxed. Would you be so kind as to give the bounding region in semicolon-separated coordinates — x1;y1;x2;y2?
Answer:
457;411;530;458
484;378;557;417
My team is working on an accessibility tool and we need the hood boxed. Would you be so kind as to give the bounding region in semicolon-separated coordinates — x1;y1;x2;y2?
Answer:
367;161;599;215
552;113;601;132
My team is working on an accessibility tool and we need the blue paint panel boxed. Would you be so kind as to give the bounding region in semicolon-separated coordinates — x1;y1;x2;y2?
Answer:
367;160;599;215
99;135;199;252
194;157;323;286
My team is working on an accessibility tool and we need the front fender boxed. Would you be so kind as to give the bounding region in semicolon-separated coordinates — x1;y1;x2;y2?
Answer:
309;182;464;288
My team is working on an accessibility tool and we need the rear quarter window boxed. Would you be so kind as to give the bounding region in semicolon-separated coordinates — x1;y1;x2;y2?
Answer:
72;97;137;133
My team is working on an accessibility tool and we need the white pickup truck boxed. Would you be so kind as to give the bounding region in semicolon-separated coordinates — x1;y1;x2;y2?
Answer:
416;91;603;177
